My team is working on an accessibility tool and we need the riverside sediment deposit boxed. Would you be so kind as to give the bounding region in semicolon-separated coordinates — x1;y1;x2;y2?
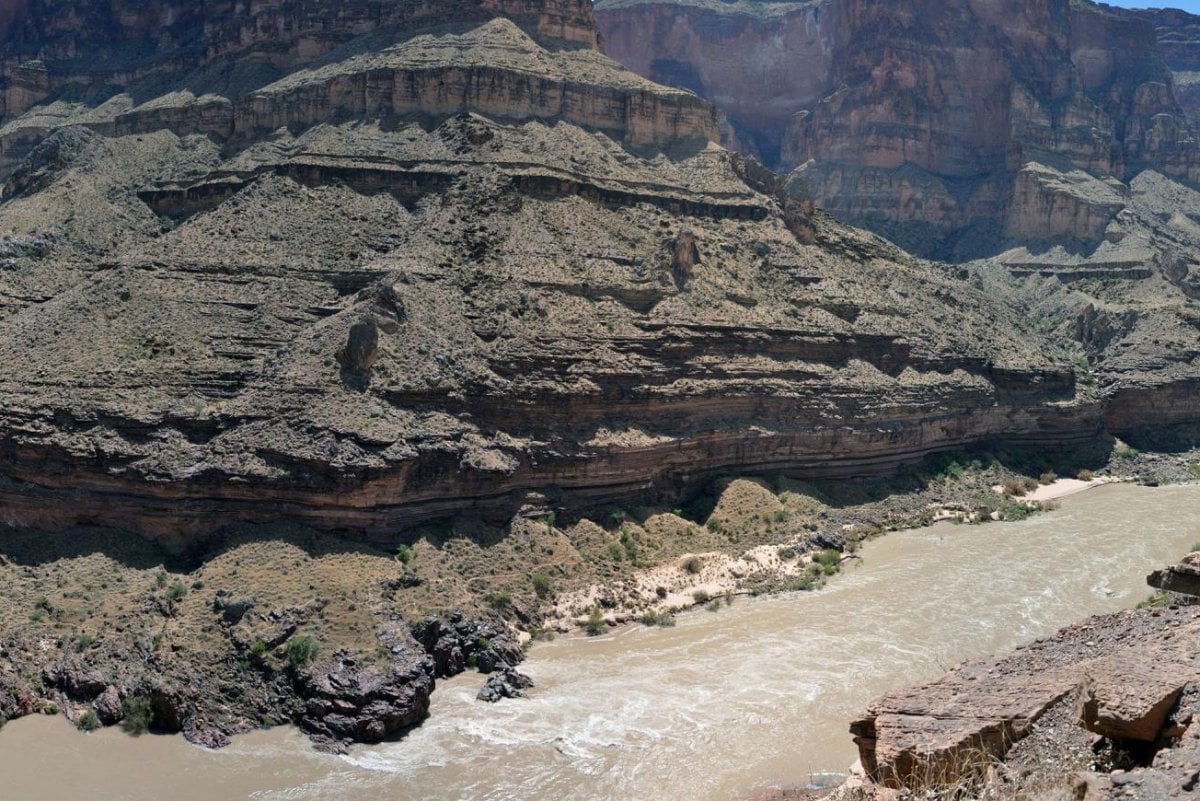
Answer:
2;482;1197;801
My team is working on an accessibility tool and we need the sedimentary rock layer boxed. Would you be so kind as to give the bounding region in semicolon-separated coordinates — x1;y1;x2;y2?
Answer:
595;0;1200;256
0;0;1196;546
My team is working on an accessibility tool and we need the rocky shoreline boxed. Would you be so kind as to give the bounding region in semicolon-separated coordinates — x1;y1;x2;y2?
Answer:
835;556;1200;801
0;445;1191;756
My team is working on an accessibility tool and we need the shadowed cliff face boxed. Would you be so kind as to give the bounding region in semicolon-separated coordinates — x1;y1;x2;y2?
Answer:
596;0;1200;258
0;0;1196;544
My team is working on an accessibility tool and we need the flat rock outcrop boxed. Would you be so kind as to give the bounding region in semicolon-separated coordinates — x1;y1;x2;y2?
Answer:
850;602;1200;797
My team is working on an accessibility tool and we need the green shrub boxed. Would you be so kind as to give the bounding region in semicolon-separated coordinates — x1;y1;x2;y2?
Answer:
531;572;553;599
485;591;512;609
815;549;842;569
584;608;605;636
606;542;624;561
692;589;711;604
1077;469;1094;481
155;570;168;589
706;599;721;612
1137;590;1170;609
121;696;153;735
1039;471;1058;485
286;635;319;667
999;500;1031;521
682;556;704;574
655;613;677;628
76;708;101;732
74;633;96;653
250;638;269;657
165;581;187;602
619;528;638;561
641;610;659;626
395;544;413;564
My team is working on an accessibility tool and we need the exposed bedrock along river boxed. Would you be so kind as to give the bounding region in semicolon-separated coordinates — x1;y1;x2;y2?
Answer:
2;482;1198;801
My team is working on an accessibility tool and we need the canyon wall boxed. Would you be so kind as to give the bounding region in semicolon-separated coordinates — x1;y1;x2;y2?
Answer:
0;0;1197;545
596;0;1200;257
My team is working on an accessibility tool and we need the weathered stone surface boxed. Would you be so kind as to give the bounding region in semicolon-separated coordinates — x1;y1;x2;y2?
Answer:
0;0;1196;548
596;0;1200;257
852;606;1200;791
477;667;535;703
1076;656;1187;743
1148;552;1200;597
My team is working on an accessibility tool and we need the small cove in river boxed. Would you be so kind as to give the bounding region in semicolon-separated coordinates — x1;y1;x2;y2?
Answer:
2;482;1198;801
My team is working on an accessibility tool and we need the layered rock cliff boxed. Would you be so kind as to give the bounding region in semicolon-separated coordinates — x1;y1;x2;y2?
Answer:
595;0;1200;257
0;0;1195;549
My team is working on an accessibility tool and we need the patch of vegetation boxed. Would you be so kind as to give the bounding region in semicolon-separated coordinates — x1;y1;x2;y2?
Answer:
286;635;318;667
584;607;605;636
395;544;413;564
814;548;842;575
165;581;187;602
999;499;1032;521
121;696;153;735
484;590;512;609
76;708;101;732
682;555;704;574
74;633;96;652
1138;590;1171;609
692;589;711;604
531;572;553;599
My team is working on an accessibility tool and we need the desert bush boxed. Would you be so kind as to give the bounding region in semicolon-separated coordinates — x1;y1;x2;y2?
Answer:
531;572;553;598
584;608;605;636
692;589;711;604
682;556;704;574
485;591;512;609
286;635;318;667
121;696;153;735
76;709;100;732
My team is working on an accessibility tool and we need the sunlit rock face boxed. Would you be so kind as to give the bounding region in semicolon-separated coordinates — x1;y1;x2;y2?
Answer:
596;0;1200;257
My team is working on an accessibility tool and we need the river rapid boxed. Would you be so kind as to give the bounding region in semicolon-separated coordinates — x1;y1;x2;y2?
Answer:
2;482;1198;801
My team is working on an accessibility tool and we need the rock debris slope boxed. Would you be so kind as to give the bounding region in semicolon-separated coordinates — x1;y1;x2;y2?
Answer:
0;0;1182;546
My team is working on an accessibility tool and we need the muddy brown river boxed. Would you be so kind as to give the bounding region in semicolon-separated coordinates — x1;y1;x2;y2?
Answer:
3;482;1198;801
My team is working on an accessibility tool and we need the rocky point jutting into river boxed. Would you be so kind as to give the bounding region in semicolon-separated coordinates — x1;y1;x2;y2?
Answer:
847;551;1200;801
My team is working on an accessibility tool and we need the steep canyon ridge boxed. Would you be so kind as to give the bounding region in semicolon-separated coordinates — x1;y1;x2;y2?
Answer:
0;0;1198;794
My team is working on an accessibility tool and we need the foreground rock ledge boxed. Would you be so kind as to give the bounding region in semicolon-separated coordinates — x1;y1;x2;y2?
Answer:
849;603;1200;798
